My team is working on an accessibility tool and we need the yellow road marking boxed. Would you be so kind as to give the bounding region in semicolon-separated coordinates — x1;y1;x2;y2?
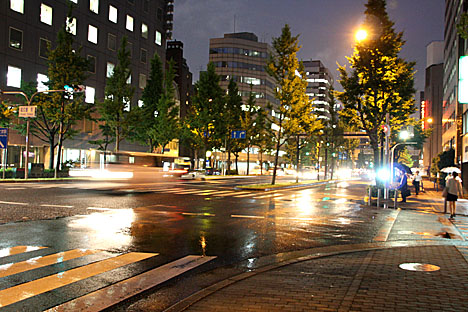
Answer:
0;252;157;308
0;246;46;258
0;249;98;278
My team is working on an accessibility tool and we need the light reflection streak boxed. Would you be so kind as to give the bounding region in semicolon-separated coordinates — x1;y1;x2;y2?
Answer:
68;209;135;249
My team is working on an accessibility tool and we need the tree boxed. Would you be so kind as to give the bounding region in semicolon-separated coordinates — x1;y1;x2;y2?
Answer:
223;79;243;173
397;147;414;167
338;0;416;169
24;15;90;170
97;37;135;152
133;52;165;152
267;24;322;184
146;60;180;154
184;63;224;167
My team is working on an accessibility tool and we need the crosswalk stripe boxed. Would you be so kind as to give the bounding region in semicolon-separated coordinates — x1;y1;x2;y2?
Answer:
233;193;257;198
174;189;208;194
231;214;265;219
213;191;245;197
0;246;46;258
0;249;98;278
46;255;216;312
254;193;278;199
0;201;28;206
0;252;157;308
40;204;74;208
182;212;216;217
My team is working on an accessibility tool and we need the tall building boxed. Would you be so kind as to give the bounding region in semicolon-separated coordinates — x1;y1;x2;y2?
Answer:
443;0;465;169
423;41;444;172
0;0;173;168
303;60;334;120
209;32;276;111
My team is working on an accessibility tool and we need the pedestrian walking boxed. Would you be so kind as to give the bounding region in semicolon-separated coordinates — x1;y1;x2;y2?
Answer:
398;171;410;202
413;171;422;195
445;172;464;219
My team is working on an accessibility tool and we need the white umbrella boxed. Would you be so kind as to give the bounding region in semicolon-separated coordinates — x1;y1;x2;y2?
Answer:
441;167;461;173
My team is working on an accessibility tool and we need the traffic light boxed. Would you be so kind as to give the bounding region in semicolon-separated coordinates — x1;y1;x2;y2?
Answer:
381;124;390;136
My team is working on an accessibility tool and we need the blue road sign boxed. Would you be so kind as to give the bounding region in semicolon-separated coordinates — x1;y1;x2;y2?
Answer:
231;130;246;139
0;128;7;149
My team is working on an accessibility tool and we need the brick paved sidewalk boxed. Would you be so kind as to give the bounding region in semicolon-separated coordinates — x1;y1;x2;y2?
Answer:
171;245;468;312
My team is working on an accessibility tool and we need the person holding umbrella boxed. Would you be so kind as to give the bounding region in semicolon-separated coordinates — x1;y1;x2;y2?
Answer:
445;171;464;218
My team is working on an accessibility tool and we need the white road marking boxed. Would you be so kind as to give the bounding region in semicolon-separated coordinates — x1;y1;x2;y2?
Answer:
233;193;258;198
231;215;265;219
0;201;28;205
40;204;74;208
87;207;113;211
5;187;26;190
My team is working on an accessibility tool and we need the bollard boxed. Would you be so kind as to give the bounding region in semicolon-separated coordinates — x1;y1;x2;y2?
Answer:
394;189;398;209
368;187;372;206
377;188;381;207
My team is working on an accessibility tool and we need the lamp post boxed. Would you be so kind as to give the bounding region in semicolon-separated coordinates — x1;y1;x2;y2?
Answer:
1;89;77;179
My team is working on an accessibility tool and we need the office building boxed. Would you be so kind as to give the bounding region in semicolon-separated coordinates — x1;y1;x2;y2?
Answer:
303;60;334;120
423;41;444;172
0;0;174;168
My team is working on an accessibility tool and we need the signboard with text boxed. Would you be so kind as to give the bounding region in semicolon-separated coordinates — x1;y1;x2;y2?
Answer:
231;130;246;139
18;106;37;118
0;128;7;149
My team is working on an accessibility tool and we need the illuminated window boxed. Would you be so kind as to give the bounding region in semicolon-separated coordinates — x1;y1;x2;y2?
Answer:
109;5;117;23
88;25;98;44
90;0;99;14
123;99;130;111
106;62;114;78
141;23;148;39
70;0;77;3
39;38;50;59
40;3;53;25
37;73;49;91
155;30;162;45
139;74;146;89
127;73;132;84
9;27;22;50
7;66;21;88
126;15;134;32
10;0;24;14
85;86;95;103
138;100;144;108
66;17;77;35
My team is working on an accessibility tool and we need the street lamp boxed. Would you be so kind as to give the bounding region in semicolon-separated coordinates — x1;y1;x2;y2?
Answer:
355;29;368;42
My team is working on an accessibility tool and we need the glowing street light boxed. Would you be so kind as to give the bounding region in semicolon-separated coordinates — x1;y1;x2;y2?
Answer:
355;29;368;42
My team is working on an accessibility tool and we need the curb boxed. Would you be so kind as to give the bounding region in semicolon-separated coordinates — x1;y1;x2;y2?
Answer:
163;239;468;312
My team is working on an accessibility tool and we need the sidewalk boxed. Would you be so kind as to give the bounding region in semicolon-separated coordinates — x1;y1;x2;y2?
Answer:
163;181;468;312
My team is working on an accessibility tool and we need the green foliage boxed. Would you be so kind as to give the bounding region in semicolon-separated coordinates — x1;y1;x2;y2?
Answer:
267;24;322;184
224;79;243;169
183;62;225;156
145;60;180;153
96;36;135;152
337;0;416;168
397;147;414;167
132;52;164;152
0;101;15;127
457;12;468;39
27;15;91;169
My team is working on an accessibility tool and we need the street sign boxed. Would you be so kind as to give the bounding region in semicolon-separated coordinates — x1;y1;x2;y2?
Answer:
18;106;37;118
231;130;246;139
0;128;7;149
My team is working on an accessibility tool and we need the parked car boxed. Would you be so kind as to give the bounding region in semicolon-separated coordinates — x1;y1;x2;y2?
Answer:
205;168;221;175
181;170;206;180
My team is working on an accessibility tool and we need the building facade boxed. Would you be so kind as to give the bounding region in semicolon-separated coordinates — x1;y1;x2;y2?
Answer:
423;41;444;172
0;0;174;168
303;60;334;121
209;32;276;111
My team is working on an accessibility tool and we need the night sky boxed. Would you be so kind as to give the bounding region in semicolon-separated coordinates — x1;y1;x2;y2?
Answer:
173;0;444;95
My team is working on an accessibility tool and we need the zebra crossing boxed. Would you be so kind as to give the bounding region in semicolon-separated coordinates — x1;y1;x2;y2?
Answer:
0;245;215;311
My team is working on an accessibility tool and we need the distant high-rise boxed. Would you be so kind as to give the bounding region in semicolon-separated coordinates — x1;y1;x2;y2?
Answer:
303;60;334;120
423;41;444;171
209;32;276;111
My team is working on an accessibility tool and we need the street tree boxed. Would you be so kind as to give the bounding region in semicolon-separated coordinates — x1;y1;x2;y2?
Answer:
133;52;164;152
338;0;416;169
24;16;91;170
267;24;322;184
145;60;179;154
224;79;243;173
96;37;135;152
184;63;224;166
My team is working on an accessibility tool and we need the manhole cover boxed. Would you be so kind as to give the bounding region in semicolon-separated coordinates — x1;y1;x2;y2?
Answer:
399;263;440;272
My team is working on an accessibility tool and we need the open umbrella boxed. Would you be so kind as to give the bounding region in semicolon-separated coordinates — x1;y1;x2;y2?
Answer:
441;167;461;173
394;163;412;174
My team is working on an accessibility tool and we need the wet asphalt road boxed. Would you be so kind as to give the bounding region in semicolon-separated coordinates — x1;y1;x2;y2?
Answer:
0;177;388;268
